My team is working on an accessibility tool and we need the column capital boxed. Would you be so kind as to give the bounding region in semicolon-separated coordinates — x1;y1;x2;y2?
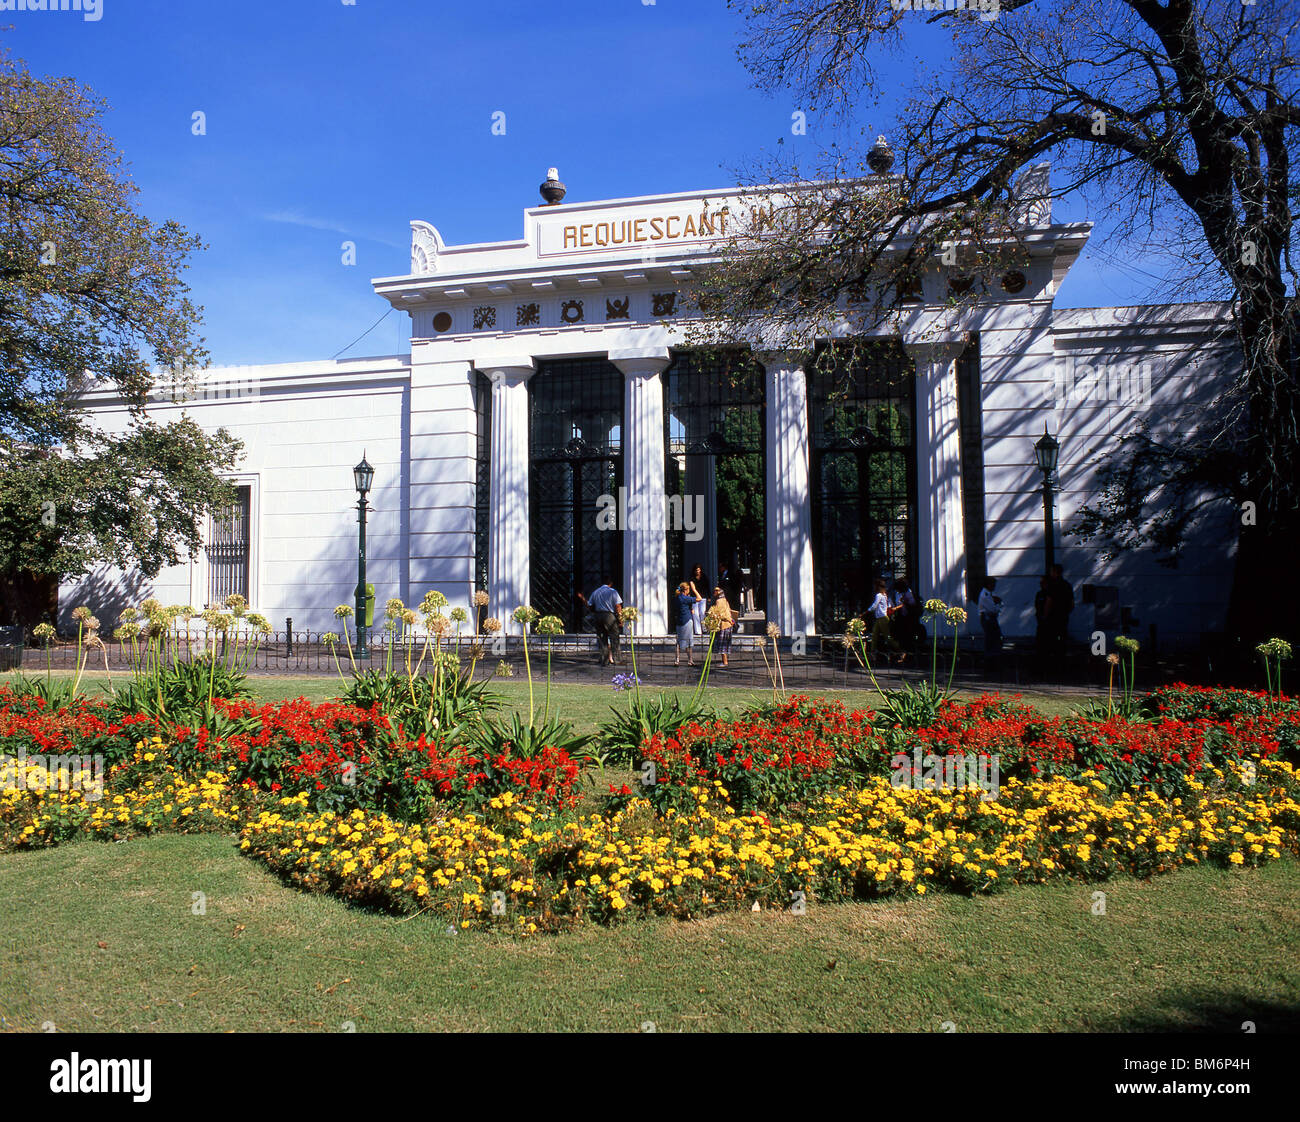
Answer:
477;358;535;386
901;335;967;366
754;348;813;374
609;348;671;378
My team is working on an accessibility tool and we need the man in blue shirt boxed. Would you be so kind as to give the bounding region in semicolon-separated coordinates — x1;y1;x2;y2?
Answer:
589;579;624;665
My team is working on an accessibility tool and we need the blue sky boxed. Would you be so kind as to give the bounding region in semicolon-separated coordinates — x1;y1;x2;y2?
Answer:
8;0;1175;366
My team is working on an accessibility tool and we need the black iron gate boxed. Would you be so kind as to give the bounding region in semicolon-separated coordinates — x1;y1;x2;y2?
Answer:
809;341;916;632
664;349;766;613
529;358;624;629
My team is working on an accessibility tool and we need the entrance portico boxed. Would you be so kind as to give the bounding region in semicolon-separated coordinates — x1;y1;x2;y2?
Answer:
375;177;1090;636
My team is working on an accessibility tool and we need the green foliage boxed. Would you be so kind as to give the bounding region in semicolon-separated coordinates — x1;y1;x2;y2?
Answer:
0;50;240;622
871;679;950;730
1074;696;1143;723
5;673;79;710
598;693;712;766
341;667;499;743
467;711;591;762
107;656;249;726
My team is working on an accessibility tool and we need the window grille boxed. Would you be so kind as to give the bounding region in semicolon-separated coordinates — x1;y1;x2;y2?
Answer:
207;485;251;606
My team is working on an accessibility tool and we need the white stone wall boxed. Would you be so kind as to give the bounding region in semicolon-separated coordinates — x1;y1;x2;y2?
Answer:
59;356;412;635
1039;303;1239;648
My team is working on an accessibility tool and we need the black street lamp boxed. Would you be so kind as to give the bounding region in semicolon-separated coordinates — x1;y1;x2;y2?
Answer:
1034;427;1060;572
353;453;374;659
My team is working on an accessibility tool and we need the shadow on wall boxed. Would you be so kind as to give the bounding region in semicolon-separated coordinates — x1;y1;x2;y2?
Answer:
969;377;1237;649
58;566;149;634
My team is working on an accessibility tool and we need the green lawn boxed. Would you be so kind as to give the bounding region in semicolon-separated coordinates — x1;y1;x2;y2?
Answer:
1;833;1295;1032
2;670;1091;736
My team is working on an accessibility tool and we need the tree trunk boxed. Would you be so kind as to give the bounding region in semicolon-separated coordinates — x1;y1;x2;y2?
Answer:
0;571;58;635
1225;305;1300;649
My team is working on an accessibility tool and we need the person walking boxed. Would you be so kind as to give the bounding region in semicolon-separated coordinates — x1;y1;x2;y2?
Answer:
868;577;902;661
686;563;707;636
893;577;920;652
674;582;702;667
589;578;624;666
708;586;737;667
1046;563;1074;659
1034;574;1051;662
978;576;1003;663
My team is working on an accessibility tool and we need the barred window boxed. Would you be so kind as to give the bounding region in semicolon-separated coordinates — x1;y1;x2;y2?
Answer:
207;485;251;606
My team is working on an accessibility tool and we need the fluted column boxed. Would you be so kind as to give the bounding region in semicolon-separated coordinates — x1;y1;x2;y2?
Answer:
484;361;534;631
611;350;670;636
903;338;967;611
760;351;816;637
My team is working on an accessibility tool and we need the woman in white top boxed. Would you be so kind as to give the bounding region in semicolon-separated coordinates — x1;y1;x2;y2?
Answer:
868;577;902;661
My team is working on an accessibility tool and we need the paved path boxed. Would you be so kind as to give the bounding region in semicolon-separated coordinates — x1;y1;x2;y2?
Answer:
9;630;1216;696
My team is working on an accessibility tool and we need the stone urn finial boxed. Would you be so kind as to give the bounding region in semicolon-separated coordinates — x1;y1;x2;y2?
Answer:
540;167;567;205
867;136;895;174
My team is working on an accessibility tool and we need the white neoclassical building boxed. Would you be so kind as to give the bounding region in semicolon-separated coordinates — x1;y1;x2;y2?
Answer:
63;170;1241;649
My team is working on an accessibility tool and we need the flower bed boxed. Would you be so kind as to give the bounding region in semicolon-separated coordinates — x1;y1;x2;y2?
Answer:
238;760;1300;933
170;697;583;815
903;693;1298;796
629;691;1300;811
3;685;1300;936
0;688;161;767
0;691;584;822
632;696;881;813
1;736;241;849
1144;682;1300;722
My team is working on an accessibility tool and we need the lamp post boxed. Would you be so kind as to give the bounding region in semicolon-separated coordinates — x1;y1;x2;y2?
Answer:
353;453;374;659
1034;427;1060;572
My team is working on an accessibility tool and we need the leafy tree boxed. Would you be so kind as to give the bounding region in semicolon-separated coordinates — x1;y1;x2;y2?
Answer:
702;0;1299;642
0;49;242;629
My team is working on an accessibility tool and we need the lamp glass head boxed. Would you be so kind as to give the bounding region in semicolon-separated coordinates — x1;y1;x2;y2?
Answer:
1034;430;1059;475
353;454;374;496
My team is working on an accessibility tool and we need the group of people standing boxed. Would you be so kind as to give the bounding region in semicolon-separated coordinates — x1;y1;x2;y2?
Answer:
861;576;923;662
863;565;1076;672
585;562;1078;674
976;565;1075;668
674;563;740;667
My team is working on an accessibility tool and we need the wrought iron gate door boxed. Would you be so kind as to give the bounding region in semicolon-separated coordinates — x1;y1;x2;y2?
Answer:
664;349;766;613
529;359;624;629
809;341;917;632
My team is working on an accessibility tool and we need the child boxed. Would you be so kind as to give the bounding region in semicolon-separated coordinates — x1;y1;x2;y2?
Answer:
708;587;737;667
